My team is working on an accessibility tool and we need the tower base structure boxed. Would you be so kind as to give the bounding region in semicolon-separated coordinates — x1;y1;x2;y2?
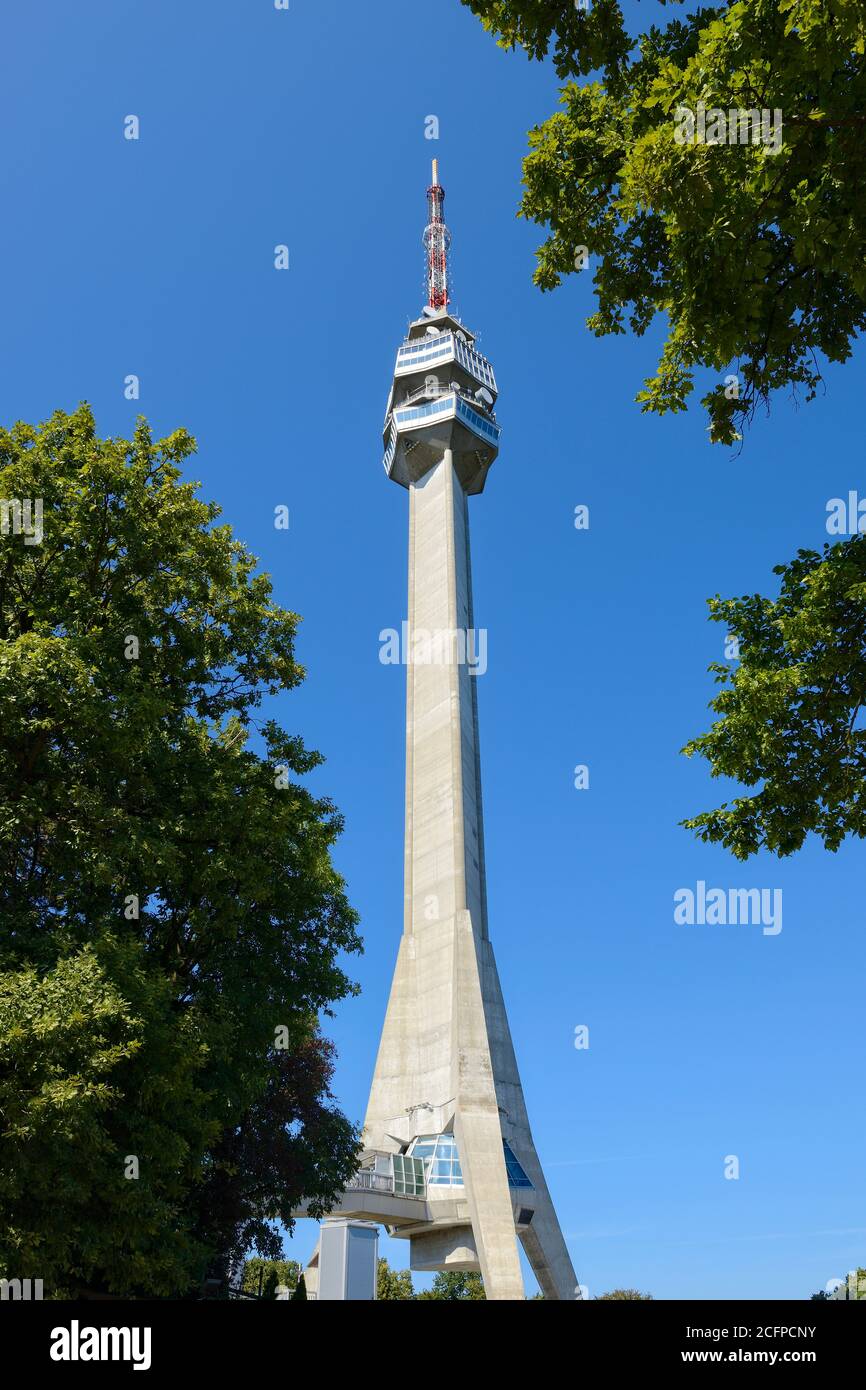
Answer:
359;907;577;1301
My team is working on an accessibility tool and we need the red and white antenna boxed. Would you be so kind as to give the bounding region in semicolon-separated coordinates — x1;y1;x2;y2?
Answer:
423;158;451;310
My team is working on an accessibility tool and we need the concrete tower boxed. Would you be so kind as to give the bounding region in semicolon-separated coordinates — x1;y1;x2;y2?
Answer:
354;163;579;1301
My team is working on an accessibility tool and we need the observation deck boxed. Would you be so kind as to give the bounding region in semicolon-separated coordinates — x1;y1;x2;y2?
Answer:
382;309;501;495
394;329;497;393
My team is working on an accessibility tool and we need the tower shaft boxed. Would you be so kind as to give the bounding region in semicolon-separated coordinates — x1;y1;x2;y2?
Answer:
403;448;487;943
364;453;578;1299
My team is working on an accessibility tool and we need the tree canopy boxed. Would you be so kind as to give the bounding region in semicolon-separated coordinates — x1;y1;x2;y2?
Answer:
682;536;866;857
0;405;362;1296
374;1261;491;1299
242;1257;300;1299
377;1258;416;1300
417;1270;487;1300
462;0;866;443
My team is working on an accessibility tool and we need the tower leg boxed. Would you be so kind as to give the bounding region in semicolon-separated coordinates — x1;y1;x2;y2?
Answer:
452;911;525;1300
475;939;580;1300
519;1206;580;1300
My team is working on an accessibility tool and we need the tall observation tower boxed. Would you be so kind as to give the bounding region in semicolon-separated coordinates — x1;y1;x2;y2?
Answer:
354;162;579;1301
299;163;578;1301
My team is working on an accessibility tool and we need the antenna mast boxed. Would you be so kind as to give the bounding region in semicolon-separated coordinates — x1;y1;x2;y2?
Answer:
423;158;451;310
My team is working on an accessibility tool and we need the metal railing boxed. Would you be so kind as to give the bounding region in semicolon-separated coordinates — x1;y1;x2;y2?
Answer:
345;1166;427;1200
393;395;454;425
390;393;501;449
346;1169;395;1195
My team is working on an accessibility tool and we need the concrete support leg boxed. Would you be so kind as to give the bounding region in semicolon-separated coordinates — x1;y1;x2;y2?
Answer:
519;1206;580;1301
452;911;525;1300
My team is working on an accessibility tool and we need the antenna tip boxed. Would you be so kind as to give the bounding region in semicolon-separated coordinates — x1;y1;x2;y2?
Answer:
432;158;439;184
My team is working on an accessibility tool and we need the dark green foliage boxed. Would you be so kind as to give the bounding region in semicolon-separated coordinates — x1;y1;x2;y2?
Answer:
242;1258;300;1299
0;406;362;1296
683;537;866;857
463;1;866;444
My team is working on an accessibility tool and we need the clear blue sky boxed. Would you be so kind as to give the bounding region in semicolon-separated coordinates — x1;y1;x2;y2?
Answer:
3;1;864;1300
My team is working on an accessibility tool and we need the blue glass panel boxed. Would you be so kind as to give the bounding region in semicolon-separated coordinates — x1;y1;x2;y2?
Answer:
503;1140;533;1188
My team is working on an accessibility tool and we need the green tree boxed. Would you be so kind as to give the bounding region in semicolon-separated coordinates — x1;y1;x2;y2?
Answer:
418;1270;486;1300
377;1257;415;1300
462;0;866;443
241;1257;300;1299
595;1288;654;1300
193;1029;359;1284
0;405;362;1297
0;943;213;1296
292;1272;308;1301
682;537;866;856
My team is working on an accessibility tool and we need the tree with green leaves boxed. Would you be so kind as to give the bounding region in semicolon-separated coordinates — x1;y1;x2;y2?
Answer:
292;1273;308;1301
377;1257;416;1300
417;1270;487;1300
462;0;866;443
682;537;866;856
462;0;866;870
241;1257;300;1300
0;405;362;1298
191;1029;359;1288
595;1288;654;1300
